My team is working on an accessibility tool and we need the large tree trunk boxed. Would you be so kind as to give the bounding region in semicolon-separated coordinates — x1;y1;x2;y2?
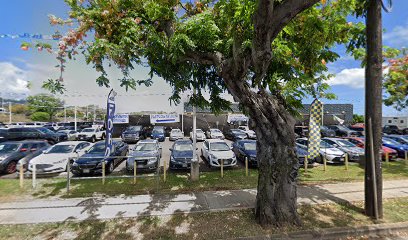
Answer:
252;98;300;226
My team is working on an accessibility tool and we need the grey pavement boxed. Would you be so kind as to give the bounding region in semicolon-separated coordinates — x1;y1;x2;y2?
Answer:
0;179;407;224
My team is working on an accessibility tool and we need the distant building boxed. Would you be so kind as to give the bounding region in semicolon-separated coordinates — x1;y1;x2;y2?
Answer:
382;116;408;129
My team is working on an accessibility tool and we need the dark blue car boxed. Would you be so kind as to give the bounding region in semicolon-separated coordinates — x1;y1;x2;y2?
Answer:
71;140;128;175
169;139;194;170
382;137;408;158
151;126;165;142
232;140;257;167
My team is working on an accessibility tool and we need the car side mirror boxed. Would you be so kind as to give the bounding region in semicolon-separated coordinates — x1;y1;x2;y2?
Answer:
196;148;198;150
169;148;173;151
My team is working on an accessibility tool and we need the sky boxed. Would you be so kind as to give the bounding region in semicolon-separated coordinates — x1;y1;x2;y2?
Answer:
0;0;407;116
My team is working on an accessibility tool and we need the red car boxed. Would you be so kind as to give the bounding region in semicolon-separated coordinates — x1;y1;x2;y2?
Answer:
343;137;398;160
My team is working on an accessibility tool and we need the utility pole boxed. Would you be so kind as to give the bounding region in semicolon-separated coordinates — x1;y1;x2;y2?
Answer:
74;106;77;132
64;105;67;123
93;105;96;122
365;0;383;219
191;89;199;181
8;102;12;124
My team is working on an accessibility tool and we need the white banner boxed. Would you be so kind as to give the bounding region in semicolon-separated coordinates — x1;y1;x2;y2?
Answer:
150;114;179;124
113;114;129;124
227;114;248;123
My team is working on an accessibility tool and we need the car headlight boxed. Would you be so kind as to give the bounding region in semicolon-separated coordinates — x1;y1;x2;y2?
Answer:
147;157;157;164
53;159;67;164
72;162;78;167
210;154;217;160
170;156;175;162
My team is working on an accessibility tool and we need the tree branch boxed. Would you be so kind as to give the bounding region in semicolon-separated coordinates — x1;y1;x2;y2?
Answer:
183;51;224;67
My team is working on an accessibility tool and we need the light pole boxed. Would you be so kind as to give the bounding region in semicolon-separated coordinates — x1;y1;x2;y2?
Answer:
8;102;12;124
191;88;199;181
74;105;77;131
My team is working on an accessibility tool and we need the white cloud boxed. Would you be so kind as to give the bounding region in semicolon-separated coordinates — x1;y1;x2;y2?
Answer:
0;62;30;99
327;68;365;88
384;21;408;47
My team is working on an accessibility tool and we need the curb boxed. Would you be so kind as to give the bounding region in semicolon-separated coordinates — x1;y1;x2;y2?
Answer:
232;221;408;240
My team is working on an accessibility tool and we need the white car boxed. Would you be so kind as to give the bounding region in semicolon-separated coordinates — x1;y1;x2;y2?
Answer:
201;139;237;168
206;128;225;139
28;141;92;174
58;130;79;141
169;128;184;141
190;129;206;141
296;138;346;164
77;127;105;142
238;126;257;139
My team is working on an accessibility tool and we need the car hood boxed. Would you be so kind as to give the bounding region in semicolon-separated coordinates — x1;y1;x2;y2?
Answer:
341;147;364;154
130;151;157;158
212;132;224;136
196;133;205;137
170;133;183;137
172;150;193;159
243;150;257;157
322;147;344;155
31;153;72;164
152;132;164;137
123;131;140;135
235;133;247;138
76;152;104;164
211;150;235;159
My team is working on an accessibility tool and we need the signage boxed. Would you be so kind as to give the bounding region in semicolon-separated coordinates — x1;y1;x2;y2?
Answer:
150;114;179;124
105;89;117;158
227;114;248;123
113;114;129;124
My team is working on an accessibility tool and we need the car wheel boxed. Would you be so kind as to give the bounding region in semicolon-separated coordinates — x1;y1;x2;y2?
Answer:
101;133;105;140
6;161;17;174
108;162;114;173
318;154;324;164
91;136;96;143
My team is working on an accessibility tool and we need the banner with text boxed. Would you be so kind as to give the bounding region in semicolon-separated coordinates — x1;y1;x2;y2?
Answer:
113;114;129;124
105;89;117;158
227;114;249;123
150;114;179;124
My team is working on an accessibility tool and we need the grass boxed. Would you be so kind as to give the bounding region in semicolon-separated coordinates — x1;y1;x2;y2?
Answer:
1;197;407;240
0;160;407;200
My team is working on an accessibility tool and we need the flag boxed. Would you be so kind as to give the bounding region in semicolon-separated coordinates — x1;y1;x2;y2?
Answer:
307;99;323;159
105;89;117;157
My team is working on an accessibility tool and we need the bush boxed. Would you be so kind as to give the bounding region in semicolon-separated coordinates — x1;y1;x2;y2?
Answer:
30;112;50;121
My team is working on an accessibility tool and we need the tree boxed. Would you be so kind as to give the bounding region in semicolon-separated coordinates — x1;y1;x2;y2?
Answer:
47;0;364;226
353;114;364;123
31;112;51;121
27;94;64;121
11;104;29;115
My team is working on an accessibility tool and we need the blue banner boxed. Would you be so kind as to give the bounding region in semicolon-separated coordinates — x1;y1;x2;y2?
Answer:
105;89;117;158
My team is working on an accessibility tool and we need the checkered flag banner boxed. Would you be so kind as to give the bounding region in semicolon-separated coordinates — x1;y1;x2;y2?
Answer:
307;99;323;159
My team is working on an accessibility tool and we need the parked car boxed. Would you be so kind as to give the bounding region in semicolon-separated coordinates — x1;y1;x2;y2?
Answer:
151;126;165;142
382;137;408;158
224;129;247;141
121;125;143;143
57;130;79;141
206;128;225;139
238;126;257;139
0;129;8;143
320;126;336;137
385;135;408;145
169;128;184;141
27;141;92;174
327;125;362;137
343;137;398;160
383;125;402;135
201;139;237;168
77;127;105;143
0;140;50;174
348;125;365;136
294;126;309;137
322;138;365;162
126;139;161;171
296;143;318;165
296;138;346;164
169;139;194;170
190;129;206;141
35;127;68;142
7;127;65;144
71;140;128;175
232;139;257;167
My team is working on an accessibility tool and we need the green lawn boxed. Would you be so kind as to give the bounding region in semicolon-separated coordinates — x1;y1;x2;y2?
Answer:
0;160;407;200
1;197;407;240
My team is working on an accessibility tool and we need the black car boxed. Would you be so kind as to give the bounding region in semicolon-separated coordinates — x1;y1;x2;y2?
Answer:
327;125;362;137
0;140;50;174
121;125;143;143
71;140;128;175
383;125;402;135
224;129;247;141
7;127;66;144
320;126;336;137
232;140;257;167
0;129;8;143
169;139;194;170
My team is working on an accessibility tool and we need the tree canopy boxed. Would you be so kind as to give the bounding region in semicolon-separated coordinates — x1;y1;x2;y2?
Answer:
27;94;64;121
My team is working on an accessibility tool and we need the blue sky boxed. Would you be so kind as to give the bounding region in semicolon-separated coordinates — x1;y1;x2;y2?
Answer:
0;0;407;115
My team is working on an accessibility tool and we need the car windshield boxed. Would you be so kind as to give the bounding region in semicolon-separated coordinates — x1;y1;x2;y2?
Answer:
336;140;356;147
174;144;193;151
0;143;20;153
88;144;106;153
171;129;181;133
196;129;203;133
153;129;164;134
232;129;245;134
128;126;141;131
82;129;95;132
320;141;332;148
210;142;230;151
320;126;328;130
211;129;221;133
243;142;256;151
134;143;156;151
47;145;75;154
383;138;400;145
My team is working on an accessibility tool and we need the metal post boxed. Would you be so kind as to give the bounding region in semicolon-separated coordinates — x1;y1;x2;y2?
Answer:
32;164;36;188
221;159;224;178
66;160;71;193
19;164;24;188
134;159;137;184
74;106;77;131
245;157;249;176
345;153;349;171
405;151;407;164
163;159;167;182
102;160;105;185
385;152;389;166
323;155;327;171
304;155;308;172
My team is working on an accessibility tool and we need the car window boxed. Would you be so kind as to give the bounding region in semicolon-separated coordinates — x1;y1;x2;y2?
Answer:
134;143;156;151
48;144;75;153
88;144;106;153
0;143;20;153
174;144;193;151
243;142;256;151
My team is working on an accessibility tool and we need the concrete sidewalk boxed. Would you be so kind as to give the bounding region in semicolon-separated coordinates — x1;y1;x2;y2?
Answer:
0;180;407;224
